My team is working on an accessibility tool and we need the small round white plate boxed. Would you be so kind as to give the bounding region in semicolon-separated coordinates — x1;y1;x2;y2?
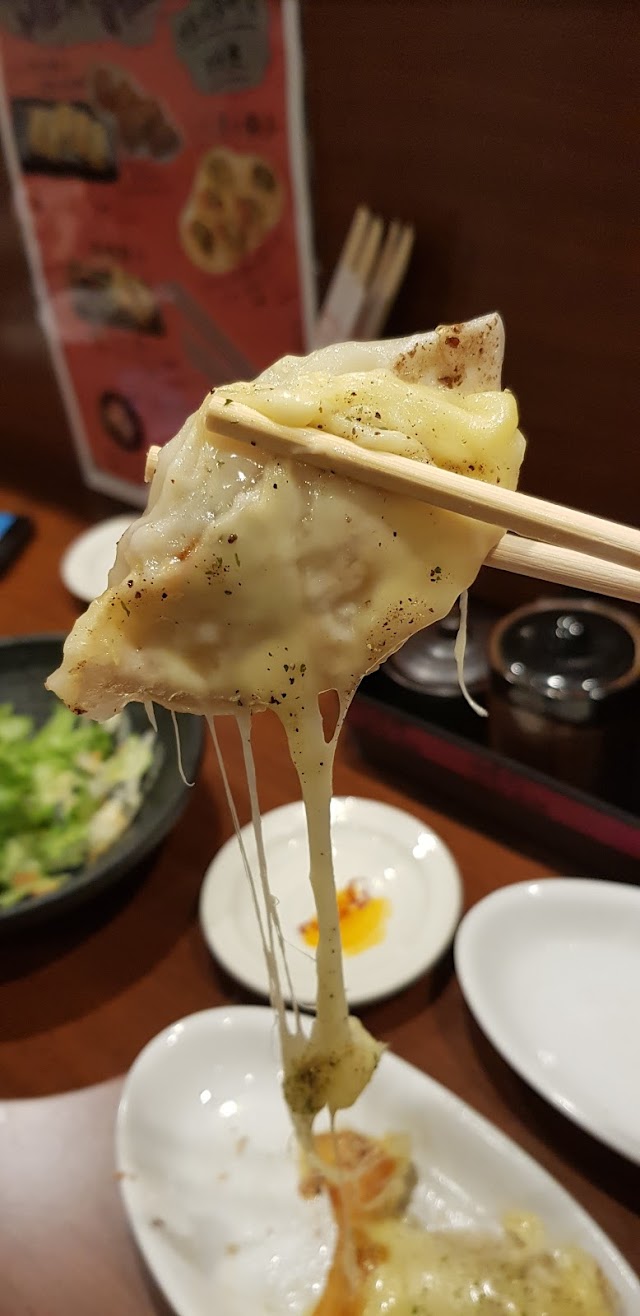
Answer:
455;878;640;1164
61;514;134;602
199;796;462;1008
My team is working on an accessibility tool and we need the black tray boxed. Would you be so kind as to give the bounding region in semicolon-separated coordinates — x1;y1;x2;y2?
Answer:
349;682;640;884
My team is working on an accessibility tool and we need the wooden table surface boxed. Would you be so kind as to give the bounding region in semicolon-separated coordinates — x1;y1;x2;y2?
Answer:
0;483;638;1316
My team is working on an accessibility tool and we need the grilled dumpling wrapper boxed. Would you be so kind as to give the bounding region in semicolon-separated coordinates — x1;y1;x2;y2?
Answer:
48;314;525;722
48;314;525;1137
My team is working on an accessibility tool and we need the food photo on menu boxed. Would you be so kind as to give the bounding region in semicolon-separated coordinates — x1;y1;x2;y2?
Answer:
0;3;638;1316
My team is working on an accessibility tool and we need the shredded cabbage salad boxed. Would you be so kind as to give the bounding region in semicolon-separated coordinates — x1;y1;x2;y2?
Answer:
0;703;154;908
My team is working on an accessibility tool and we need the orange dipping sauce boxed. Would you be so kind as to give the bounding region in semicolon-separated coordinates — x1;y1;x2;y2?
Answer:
299;880;390;956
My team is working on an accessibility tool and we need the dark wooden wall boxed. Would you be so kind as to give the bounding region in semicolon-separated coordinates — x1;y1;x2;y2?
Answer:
1;2;638;598
303;0;638;598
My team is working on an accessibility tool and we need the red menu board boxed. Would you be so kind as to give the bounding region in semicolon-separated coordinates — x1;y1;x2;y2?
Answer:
0;0;314;502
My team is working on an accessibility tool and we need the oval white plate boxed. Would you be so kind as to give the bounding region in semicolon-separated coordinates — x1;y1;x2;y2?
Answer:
455;878;640;1164
199;796;462;1007
61;514;134;602
116;1006;639;1316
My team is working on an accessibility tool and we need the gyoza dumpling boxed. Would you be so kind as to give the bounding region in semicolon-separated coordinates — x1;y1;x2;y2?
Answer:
47;315;526;1137
47;314;525;723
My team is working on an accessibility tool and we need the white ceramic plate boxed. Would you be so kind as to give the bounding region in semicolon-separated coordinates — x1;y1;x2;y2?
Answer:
61;514;134;602
199;797;462;1007
455;878;640;1164
116;1006;639;1316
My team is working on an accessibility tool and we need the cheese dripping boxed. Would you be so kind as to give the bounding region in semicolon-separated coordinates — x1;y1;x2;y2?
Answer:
46;315;526;1141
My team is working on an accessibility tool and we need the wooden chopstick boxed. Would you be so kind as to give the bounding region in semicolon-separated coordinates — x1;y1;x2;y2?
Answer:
355;222;415;340
487;535;640;603
206;397;640;576
312;207;414;347
145;444;160;482
311;206;378;348
337;204;370;273
312;206;415;348
144;438;639;602
355;213;384;285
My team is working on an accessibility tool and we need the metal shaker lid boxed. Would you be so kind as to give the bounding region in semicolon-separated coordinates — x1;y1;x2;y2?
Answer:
386;605;488;697
490;598;640;719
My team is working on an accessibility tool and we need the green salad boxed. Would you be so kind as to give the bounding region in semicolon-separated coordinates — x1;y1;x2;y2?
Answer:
0;703;154;909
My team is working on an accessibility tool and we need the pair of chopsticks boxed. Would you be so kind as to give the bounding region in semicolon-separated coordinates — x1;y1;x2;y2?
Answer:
198;397;640;604
312;206;415;349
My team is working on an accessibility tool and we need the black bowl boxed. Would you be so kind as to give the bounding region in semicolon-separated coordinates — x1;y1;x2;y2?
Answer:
0;634;204;928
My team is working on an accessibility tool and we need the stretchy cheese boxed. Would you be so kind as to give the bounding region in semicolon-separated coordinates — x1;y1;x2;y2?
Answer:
48;313;525;1142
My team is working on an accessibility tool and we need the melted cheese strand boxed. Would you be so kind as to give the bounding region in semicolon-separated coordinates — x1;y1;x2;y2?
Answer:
206;715;272;972
208;716;308;1125
277;695;382;1145
170;708;195;785
285;701;350;1052
329;1111;359;1294
144;699;158;732
237;710;302;1037
454;591;487;718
